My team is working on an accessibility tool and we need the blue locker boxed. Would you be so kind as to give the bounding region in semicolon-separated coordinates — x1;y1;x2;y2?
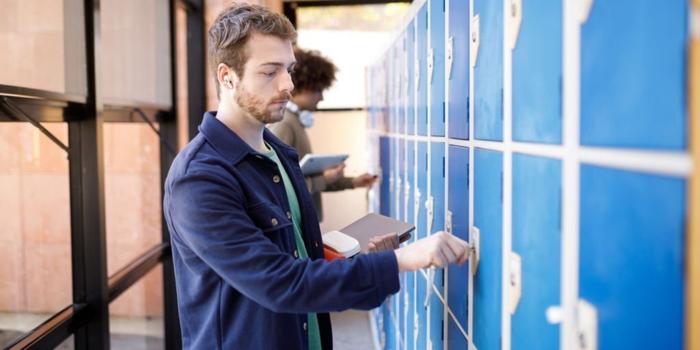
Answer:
580;165;685;349
416;4;429;136
511;154;561;350
390;137;398;219
399;273;406;348
473;0;503;141
512;0;562;144
429;275;444;350
407;20;416;135
379;136;391;217
398;36;407;136
447;0;470;140
473;149;502;350
448;318;468;350
384;302;397;350
405;140;417;350
447;145;469;333
580;1;686;149
429;0;446;136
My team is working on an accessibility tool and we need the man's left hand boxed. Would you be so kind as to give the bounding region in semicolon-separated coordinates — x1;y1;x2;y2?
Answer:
352;173;377;188
367;232;399;252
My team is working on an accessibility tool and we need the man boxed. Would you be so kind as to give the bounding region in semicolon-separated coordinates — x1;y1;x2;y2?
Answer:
163;3;470;349
268;48;375;221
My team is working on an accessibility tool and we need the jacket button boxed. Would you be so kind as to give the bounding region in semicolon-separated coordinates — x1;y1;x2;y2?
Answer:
314;241;319;248
271;218;279;226
294;250;298;258
273;175;281;183
303;322;307;331
286;211;292;219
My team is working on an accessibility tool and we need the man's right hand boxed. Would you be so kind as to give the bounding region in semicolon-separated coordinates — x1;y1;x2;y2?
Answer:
393;231;470;272
323;163;345;184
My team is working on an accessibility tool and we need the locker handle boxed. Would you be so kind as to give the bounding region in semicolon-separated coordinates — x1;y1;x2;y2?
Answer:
425;196;435;233
470;15;480;68
578;0;594;24
446;210;453;235
508;252;522;314
469;226;480;275
446;36;454;79
508;0;522;50
427;48;435;84
576;299;598;350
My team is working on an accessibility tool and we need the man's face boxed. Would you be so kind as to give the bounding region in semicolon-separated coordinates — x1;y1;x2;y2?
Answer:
293;90;324;111
234;33;296;124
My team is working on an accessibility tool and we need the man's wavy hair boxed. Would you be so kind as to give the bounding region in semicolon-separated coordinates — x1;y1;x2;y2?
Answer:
208;3;296;91
292;48;337;94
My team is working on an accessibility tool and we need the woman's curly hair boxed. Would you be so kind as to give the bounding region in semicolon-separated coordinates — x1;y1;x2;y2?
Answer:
292;48;337;94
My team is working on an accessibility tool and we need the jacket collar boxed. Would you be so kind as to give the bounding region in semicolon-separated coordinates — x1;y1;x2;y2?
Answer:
198;111;299;165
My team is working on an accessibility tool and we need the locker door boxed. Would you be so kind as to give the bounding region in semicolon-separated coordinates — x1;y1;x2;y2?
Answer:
511;154;561;350
405;140;416;350
512;0;562;144
580;166;685;349
398;34;407;136
473;149;502;350
580;0;686;149
428;142;446;350
415;141;429;349
399;140;406;222
473;0;503;141
407;19;416;135
447;145;469;349
416;4;429;136
390;137;398;219
429;0;446;136
447;0;470;140
379;136;391;217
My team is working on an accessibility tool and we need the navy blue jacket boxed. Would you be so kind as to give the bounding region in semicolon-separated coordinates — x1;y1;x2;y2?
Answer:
163;112;400;349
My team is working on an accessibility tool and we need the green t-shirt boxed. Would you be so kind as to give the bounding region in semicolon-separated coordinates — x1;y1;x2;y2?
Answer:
262;143;322;350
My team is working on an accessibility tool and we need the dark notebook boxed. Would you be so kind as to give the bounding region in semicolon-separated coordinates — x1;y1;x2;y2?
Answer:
338;213;415;253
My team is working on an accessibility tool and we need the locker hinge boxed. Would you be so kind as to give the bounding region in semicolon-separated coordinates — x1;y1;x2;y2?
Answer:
508;0;522;50
470;14;480;68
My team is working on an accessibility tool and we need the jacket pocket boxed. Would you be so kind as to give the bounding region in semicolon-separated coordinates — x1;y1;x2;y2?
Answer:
246;201;293;233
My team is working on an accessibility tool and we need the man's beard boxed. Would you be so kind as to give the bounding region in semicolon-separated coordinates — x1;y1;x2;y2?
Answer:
235;84;290;124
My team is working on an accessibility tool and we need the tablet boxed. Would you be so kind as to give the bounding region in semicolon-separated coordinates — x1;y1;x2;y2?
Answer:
338;213;415;253
299;153;349;176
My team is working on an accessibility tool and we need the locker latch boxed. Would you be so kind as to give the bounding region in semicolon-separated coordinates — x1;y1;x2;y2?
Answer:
425;196;435;233
396;177;403;199
446;36;454;79
470;15;480;68
546;300;598;350
446;210;453;235
427;48;435;84
389;174;395;193
415;189;422;219
508;252;522;314
576;299;598;350
469;226;480;275
404;181;412;212
508;0;522;49
578;0;594;24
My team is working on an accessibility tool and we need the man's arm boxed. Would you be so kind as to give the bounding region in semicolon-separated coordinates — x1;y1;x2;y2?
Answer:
168;168;399;314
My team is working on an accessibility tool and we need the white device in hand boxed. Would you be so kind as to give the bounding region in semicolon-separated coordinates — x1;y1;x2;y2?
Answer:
322;230;361;258
299;154;349;176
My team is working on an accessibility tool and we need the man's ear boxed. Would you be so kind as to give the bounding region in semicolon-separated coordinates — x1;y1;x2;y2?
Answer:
217;63;238;90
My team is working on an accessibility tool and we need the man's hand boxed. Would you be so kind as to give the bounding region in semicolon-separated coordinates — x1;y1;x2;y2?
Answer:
367;232;399;252
323;164;345;184
352;173;377;188
394;231;470;272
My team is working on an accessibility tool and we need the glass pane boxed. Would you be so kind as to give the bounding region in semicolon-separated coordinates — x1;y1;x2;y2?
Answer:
109;265;164;350
0;0;86;95
176;4;189;149
102;0;172;107
0;123;72;347
296;4;410;109
104;123;162;276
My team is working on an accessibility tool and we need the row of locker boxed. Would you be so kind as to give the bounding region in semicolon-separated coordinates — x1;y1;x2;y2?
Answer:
370;137;686;350
366;0;687;149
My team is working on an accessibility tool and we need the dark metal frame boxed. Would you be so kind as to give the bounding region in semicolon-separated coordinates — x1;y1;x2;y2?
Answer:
0;0;207;349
